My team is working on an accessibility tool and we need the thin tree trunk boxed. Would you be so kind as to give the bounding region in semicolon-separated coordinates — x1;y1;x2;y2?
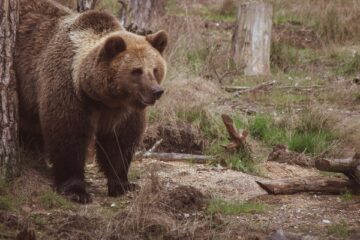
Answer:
231;2;273;76
0;0;20;180
77;0;97;12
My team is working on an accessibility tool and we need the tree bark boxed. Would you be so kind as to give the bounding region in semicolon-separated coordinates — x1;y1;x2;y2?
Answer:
256;176;357;195
316;154;360;185
119;0;165;33
0;0;20;180
77;0;97;12
231;2;273;76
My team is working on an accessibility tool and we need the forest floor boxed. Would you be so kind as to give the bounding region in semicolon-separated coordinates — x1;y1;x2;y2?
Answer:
1;0;360;239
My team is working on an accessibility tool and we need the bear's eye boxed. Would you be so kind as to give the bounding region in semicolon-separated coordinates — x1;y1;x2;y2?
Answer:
131;68;143;76
153;68;159;76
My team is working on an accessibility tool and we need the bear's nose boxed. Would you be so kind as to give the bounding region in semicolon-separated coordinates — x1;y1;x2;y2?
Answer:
152;87;164;100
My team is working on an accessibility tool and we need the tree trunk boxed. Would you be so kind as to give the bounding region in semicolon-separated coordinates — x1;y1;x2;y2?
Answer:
77;0;97;12
0;0;20;180
231;2;273;76
119;0;165;33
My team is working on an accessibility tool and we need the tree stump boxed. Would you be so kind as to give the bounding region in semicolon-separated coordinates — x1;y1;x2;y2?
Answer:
0;0;20;180
119;0;165;34
77;0;97;12
231;2;273;76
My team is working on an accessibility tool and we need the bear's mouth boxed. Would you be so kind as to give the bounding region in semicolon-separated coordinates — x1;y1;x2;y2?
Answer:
138;94;156;107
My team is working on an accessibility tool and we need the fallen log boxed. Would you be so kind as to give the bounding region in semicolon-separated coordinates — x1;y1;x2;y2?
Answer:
316;153;360;185
256;176;357;195
141;152;214;163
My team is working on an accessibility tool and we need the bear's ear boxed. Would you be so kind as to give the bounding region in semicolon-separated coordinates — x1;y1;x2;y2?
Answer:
146;30;168;54
99;35;126;61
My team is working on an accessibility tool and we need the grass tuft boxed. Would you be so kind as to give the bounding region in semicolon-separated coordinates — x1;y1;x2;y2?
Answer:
335;53;360;76
327;221;349;238
249;115;287;146
207;199;267;215
40;191;73;209
0;196;15;211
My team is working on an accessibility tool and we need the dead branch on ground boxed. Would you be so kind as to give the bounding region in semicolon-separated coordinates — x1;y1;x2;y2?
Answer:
221;114;252;155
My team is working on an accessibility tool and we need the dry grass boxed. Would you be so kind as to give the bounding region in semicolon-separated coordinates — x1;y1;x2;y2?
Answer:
269;0;360;44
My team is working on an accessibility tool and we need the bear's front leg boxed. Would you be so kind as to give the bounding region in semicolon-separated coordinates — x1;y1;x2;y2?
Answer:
41;109;92;204
96;111;145;197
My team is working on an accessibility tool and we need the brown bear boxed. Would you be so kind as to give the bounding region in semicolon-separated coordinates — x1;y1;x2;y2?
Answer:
15;0;168;203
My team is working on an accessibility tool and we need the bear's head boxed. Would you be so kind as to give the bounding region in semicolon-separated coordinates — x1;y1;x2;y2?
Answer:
79;30;168;109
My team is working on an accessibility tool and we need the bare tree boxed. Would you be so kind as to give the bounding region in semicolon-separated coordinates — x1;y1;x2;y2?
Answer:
0;0;20;180
77;0;97;12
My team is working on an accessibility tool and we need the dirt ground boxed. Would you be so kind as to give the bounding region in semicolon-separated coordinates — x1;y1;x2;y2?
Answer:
1;158;359;240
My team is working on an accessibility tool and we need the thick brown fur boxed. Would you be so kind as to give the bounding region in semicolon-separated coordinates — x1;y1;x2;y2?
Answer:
16;0;168;203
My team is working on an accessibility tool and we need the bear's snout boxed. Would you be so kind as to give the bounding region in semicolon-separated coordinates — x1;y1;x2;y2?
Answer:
152;86;164;100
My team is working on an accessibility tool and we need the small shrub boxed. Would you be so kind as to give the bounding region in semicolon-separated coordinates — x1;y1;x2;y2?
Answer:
207;199;267;215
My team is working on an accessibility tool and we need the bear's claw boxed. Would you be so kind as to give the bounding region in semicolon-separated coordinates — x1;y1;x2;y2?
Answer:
108;182;139;197
57;179;92;204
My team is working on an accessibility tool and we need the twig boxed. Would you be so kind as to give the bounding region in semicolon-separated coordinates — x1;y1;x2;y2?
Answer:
141;152;214;163
224;80;276;95
135;139;163;160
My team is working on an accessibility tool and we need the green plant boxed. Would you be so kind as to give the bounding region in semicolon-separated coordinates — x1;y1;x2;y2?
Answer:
207;199;267;215
0;196;15;211
335;53;360;76
289;111;335;154
248;115;287;146
40;191;73;209
340;191;353;201
327;221;349;238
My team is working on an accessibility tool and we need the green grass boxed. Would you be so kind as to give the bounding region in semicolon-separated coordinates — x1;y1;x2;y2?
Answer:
327;221;349;238
288;131;334;154
40;191;73;209
203;114;257;174
197;5;236;23
0;179;16;211
335;53;360;76
166;0;185;16
207;199;268;215
340;191;354;202
0;196;15;211
271;42;299;72
248;115;287;146
248;112;336;155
